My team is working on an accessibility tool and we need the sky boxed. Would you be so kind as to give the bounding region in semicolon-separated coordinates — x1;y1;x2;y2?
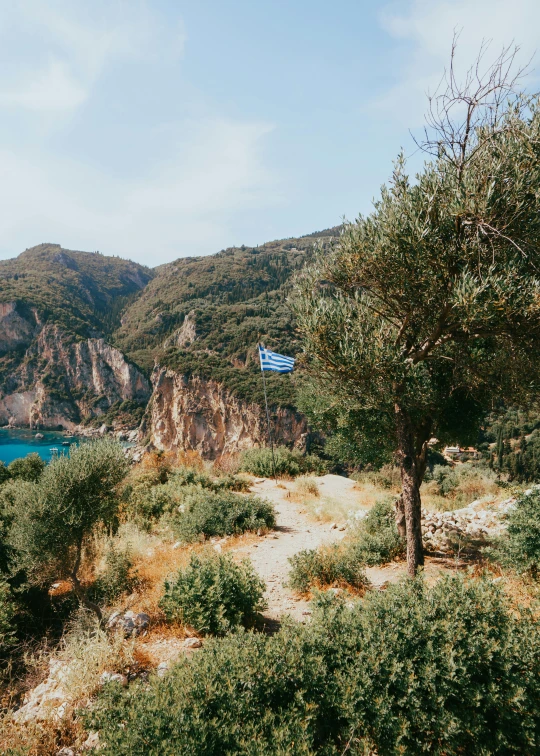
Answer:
0;0;538;267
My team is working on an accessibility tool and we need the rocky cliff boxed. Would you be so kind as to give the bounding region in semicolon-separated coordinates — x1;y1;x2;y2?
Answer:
0;323;150;429
145;367;308;459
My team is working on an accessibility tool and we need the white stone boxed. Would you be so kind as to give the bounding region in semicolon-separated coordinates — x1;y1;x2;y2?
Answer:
83;731;100;750
100;671;128;687
183;637;202;649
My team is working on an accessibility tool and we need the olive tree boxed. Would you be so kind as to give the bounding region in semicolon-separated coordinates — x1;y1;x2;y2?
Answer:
294;46;540;575
6;439;128;620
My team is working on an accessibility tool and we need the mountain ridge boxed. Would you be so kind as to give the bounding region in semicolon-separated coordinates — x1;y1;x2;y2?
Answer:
0;229;340;435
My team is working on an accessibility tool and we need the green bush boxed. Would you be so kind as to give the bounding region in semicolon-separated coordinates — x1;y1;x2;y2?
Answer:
125;466;250;527
348;496;405;566
424;462;498;506
7;453;45;483
91;545;138;605
288;545;368;593
126;482;178;527
86;575;540;755
160;552;266;635
288;498;403;593
240;446;327;478
490;488;540;576
0;462;10;485
0;579;16;657
170;489;275;542
169;466;250;493
4;439;128;622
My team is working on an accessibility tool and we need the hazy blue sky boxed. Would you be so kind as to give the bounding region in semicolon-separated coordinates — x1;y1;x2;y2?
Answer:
0;0;538;265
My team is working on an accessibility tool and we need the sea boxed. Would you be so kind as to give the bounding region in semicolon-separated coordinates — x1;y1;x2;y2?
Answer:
0;429;82;465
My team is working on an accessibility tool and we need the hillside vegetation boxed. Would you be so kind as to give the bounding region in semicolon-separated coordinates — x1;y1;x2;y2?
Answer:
112;229;339;406
0;244;154;339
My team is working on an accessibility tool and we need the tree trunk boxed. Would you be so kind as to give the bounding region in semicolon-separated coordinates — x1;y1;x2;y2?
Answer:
395;404;428;577
71;536;103;624
394;494;407;540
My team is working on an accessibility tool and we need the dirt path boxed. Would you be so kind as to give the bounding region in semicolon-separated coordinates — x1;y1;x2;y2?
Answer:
234;477;349;623
233;476;461;623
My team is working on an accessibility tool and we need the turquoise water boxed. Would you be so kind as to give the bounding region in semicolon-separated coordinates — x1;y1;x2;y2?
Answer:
0;429;82;465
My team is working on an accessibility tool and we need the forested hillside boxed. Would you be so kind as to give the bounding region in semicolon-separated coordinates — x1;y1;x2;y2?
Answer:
112;228;340;407
0;231;339;427
0;245;154;428
0;243;154;338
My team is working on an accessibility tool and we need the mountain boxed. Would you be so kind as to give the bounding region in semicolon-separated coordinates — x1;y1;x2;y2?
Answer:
113;228;339;408
0;244;154;428
111;228;339;457
0;231;338;449
0;243;154;339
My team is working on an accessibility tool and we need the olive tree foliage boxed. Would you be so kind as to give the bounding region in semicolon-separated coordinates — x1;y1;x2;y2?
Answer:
293;44;540;575
5;439;128;620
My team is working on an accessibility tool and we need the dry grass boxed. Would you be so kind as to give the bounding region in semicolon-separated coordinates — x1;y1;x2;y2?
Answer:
176;449;205;470
57;615;135;702
286;475;378;525
421;468;505;512
300;495;358;524
213;451;241;475
0;713;83;756
290;476;320;501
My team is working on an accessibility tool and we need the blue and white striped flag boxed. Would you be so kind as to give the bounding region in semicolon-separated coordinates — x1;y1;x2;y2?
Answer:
258;345;295;373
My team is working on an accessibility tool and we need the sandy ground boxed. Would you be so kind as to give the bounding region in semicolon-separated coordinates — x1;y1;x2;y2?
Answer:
232;477;349;622
234;475;460;624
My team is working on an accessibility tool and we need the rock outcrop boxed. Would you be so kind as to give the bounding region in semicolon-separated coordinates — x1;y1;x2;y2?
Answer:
0;324;150;429
0;301;40;352
145;367;308;459
421;495;516;554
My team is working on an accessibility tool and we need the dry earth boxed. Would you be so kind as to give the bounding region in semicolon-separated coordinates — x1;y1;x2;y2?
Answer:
234;474;461;623
232;475;352;622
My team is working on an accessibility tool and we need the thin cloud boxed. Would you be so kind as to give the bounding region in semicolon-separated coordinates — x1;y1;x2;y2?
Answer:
0;58;87;111
0;1;187;114
0;2;278;264
377;0;540;128
0;117;279;265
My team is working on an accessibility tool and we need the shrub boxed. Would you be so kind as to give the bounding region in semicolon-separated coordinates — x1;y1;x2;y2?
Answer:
126;481;179;527
0;462;10;486
240;446;327;478
5;439;129;620
0;579;16;657
348;496;405;566
125;465;250;527
86;575;540;755
171;489;275;542
91;544;138;605
160;552;266;635
169;466;250;493
354;464;401;490
288;545;368;593
490;488;540;576
7;453;45;483
424;462;498;506
288;498;403;593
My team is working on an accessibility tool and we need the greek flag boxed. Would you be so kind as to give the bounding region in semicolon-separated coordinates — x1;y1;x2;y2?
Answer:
258;345;295;373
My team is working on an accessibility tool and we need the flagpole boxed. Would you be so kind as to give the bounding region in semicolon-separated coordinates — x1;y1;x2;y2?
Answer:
259;344;277;480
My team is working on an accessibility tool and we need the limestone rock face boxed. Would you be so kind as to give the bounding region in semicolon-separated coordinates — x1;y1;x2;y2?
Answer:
0;324;150;429
0;301;39;352
166;310;198;348
145;367;308;459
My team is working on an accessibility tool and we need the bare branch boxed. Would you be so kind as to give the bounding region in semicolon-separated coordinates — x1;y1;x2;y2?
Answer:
412;33;534;180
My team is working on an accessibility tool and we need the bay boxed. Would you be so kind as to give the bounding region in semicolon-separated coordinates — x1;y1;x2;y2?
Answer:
0;429;82;465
